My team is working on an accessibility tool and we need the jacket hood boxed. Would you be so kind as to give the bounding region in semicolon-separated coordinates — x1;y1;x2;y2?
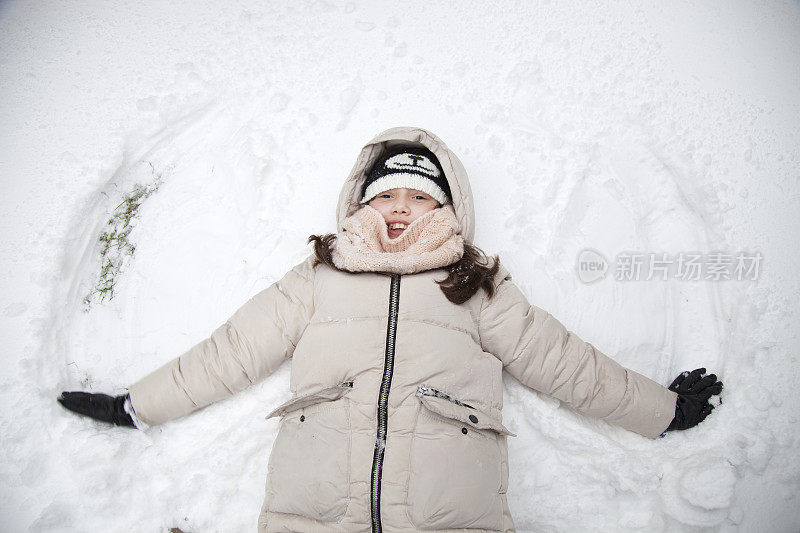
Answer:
336;126;476;244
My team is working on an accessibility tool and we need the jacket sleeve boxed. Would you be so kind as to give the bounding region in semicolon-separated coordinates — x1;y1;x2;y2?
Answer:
128;255;316;426
479;267;677;439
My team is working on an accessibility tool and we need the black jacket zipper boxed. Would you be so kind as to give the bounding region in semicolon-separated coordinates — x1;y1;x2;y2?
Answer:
371;273;401;533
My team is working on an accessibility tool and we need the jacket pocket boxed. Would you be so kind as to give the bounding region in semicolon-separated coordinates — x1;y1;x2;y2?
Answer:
264;381;354;522
407;385;516;531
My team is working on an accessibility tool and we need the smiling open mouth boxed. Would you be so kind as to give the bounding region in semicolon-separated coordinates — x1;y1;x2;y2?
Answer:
387;222;408;238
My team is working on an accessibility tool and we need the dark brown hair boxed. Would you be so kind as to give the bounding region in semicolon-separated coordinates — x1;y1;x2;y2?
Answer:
306;233;501;305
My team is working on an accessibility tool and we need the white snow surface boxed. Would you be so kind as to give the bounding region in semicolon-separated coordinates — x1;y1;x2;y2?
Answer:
1;1;799;532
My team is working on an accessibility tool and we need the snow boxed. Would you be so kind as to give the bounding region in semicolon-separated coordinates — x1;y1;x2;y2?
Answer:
1;0;799;531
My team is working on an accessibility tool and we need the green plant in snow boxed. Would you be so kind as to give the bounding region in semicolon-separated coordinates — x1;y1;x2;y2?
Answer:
83;165;162;309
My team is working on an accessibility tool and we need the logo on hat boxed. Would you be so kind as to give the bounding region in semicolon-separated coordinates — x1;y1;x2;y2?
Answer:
384;152;440;178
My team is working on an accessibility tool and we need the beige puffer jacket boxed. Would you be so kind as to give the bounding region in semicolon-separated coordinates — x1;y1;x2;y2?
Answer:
128;127;678;532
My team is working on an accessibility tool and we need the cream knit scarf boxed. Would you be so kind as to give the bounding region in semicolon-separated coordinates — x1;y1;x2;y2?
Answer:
331;204;464;274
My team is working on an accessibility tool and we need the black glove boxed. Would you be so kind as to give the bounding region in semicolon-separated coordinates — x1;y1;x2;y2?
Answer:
666;368;723;431
57;391;135;427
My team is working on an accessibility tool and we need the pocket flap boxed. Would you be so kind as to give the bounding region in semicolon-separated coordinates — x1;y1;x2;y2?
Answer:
415;385;516;437
266;381;353;420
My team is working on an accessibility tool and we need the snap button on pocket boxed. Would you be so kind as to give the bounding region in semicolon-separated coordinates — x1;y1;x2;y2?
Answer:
461;427;468;434
469;414;478;423
299;415;305;422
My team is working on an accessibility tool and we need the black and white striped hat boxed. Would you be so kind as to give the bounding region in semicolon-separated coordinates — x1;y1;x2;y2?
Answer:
360;145;451;205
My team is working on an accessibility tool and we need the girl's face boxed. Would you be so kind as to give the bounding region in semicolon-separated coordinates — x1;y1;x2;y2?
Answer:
368;188;440;239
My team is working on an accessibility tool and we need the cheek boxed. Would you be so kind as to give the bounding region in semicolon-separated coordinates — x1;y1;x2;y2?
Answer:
372;206;390;220
419;203;437;215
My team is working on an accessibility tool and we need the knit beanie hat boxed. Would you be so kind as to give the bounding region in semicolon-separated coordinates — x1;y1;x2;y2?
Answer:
360;145;452;205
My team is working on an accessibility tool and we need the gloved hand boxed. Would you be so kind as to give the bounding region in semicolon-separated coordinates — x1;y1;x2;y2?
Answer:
666;368;723;431
57;391;135;427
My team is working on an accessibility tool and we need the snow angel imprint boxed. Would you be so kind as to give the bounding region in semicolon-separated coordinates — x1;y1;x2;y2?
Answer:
59;126;723;532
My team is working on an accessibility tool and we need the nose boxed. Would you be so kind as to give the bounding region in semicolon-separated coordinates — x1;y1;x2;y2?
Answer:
391;196;410;214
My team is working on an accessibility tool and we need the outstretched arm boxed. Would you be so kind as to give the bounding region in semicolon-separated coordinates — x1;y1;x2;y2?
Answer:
479;266;684;439
58;255;317;427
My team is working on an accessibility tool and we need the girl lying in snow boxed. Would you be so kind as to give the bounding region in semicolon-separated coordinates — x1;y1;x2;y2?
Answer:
59;126;723;532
